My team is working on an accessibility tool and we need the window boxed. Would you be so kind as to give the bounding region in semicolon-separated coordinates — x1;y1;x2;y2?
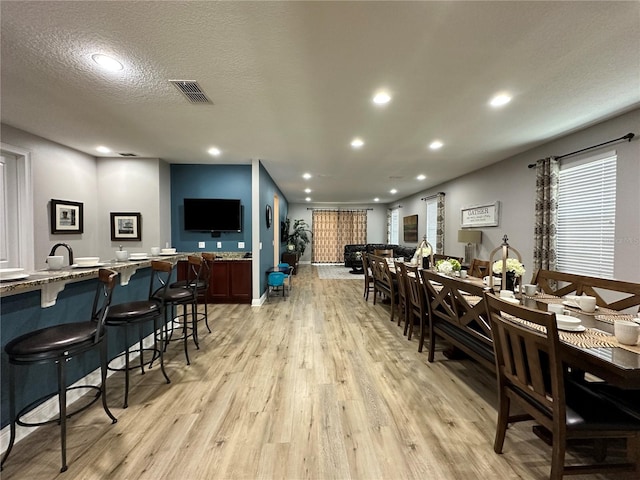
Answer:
389;208;399;244
425;197;437;248
556;151;616;278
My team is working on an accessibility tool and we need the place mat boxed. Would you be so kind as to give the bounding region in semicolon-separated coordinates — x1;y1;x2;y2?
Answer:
507;315;640;354
594;314;637;324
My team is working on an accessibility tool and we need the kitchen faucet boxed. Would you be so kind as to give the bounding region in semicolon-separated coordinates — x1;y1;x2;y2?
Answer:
49;243;74;266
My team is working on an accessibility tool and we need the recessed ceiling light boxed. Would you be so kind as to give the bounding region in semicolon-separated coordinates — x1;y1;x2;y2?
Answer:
305;197;311;202
374;198;380;202
303;173;312;180
207;147;221;156
372;90;391;105
417;174;426;181
304;188;311;193
429;140;443;150
390;189;397;194
489;93;512;107
91;53;123;72
96;146;111;154
351;138;364;149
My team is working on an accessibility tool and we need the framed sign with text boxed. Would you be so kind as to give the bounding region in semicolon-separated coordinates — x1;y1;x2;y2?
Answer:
461;201;500;228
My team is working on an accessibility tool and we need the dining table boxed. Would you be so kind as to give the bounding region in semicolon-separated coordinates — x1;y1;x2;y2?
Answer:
395;265;640;390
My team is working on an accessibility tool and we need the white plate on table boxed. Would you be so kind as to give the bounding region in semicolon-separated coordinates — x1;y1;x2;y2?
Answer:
71;263;106;268
558;324;586;332
500;297;520;304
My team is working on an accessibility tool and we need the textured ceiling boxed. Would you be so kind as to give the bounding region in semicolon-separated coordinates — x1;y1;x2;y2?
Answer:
1;1;639;203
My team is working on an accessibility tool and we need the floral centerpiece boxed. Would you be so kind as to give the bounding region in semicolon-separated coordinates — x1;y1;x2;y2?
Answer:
436;258;461;275
492;258;526;277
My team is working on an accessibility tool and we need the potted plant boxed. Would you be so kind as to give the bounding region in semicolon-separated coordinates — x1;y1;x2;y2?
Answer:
284;218;311;256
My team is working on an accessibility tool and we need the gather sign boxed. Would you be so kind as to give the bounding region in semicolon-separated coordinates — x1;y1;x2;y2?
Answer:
461;201;500;228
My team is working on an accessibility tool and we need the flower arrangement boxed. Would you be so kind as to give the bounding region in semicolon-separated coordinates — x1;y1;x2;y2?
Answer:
492;258;526;277
436;258;461;274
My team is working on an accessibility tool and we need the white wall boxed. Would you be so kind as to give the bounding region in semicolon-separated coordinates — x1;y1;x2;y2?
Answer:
392;108;640;283
1;124;98;268
1;124;174;267
96;157;170;260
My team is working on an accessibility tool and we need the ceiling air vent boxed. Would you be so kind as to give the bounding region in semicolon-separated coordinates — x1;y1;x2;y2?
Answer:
169;80;213;104
118;153;138;157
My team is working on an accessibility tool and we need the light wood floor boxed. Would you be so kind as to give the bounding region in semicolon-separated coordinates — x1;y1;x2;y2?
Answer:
1;265;633;479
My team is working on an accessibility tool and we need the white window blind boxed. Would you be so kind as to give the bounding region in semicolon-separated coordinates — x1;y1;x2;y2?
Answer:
556;152;616;278
390;209;399;244
425;198;437;248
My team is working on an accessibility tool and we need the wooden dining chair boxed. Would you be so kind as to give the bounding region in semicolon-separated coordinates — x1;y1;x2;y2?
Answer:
369;255;397;323
485;293;640;479
468;258;491;278
404;264;425;341
394;261;409;330
362;253;374;301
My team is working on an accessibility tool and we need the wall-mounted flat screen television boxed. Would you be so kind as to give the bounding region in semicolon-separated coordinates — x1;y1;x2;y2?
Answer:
183;198;242;232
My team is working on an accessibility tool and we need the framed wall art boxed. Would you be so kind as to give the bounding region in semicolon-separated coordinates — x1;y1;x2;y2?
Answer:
403;214;418;242
110;212;142;241
50;199;84;234
461;201;500;228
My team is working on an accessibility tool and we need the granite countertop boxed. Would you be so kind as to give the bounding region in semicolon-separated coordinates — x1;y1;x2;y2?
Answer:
0;253;189;297
0;252;252;297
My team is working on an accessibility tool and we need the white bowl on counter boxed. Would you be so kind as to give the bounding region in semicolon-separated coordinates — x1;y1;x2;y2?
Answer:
161;248;176;254
75;257;100;266
115;250;129;262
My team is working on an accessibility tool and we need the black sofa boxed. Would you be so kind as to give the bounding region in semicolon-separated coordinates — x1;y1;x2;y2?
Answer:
344;244;416;268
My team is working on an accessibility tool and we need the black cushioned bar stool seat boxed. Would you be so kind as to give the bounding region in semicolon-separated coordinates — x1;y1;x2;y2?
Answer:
1;269;119;473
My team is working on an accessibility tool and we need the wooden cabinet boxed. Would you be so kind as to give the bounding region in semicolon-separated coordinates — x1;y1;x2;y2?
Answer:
178;259;251;304
281;252;300;274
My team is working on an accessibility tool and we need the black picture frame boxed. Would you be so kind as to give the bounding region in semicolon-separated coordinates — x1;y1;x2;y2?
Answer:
50;199;84;234
266;204;273;229
110;212;142;241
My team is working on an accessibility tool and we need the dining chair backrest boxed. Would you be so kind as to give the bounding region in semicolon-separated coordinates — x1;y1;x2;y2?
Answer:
362;253;374;300
149;260;174;300
485;292;564;430
394;261;409;327
469;258;491;278
374;249;393;258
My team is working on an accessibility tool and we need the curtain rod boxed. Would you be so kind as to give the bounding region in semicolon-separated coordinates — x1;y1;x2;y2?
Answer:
307;208;373;211
527;132;634;168
421;192;445;201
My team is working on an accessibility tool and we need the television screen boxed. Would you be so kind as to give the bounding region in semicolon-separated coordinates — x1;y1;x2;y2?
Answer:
183;198;242;232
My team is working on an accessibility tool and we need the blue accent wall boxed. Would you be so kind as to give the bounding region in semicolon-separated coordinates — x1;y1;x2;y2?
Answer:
259;162;288;294
170;164;252;253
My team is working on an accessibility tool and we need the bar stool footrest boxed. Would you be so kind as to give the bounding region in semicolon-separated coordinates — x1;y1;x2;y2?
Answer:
16;385;102;428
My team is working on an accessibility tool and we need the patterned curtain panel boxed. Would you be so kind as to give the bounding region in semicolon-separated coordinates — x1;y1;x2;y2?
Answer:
436;193;445;254
312;210;368;263
533;157;559;272
387;209;392;243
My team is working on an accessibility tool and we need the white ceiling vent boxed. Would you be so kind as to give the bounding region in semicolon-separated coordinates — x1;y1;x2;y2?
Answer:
170;80;213;104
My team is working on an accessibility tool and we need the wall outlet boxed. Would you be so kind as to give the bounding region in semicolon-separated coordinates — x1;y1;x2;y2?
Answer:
259;242;262;250
198;242;205;249
238;242;245;249
217;241;222;249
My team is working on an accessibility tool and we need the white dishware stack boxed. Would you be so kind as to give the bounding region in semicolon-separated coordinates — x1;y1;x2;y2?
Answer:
150;247;161;256
555;314;583;331
75;257;100;267
129;253;148;260
161;248;176;255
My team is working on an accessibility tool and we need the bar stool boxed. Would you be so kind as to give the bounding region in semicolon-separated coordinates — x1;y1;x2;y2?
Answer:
156;255;202;365
171;253;212;333
104;260;172;408
1;269;118;473
278;262;291;290
267;272;286;300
